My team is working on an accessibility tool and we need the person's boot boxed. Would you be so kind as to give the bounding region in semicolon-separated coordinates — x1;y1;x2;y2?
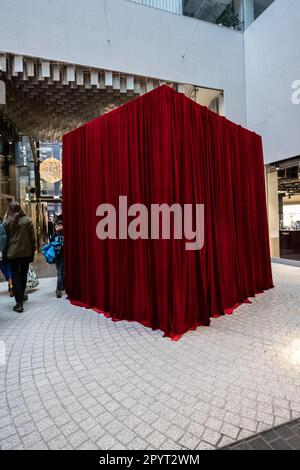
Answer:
9;286;14;298
23;294;29;302
56;290;62;299
13;303;24;313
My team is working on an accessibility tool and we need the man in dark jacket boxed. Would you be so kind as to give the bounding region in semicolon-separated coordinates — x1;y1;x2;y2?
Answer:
4;202;36;313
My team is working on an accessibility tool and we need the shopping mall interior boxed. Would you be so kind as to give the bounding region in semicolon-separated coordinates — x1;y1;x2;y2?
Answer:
0;0;300;453
0;52;223;248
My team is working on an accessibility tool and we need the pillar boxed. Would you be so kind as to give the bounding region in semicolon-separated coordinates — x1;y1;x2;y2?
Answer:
266;169;280;258
236;0;255;30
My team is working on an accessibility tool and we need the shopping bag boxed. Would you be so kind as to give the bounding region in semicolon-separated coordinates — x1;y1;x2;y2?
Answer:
27;265;39;290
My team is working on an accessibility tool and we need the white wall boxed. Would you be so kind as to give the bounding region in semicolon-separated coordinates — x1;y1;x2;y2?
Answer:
245;0;300;163
0;0;247;126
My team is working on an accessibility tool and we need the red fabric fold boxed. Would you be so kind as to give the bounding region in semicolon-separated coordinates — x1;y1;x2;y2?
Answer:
63;85;274;339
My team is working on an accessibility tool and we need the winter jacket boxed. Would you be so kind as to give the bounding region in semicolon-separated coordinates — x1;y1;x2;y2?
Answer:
0;222;7;253
3;211;36;260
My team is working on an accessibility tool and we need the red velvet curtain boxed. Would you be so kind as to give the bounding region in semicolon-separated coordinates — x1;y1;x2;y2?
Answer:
62;85;273;340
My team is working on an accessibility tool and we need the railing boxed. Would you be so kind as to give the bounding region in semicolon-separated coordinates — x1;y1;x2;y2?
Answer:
129;0;183;15
128;0;243;30
127;1;275;32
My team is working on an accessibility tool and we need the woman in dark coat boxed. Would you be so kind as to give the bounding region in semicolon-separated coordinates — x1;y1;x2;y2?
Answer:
0;216;14;296
4;202;36;313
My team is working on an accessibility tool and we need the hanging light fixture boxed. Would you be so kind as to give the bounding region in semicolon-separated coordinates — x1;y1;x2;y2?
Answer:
40;157;62;184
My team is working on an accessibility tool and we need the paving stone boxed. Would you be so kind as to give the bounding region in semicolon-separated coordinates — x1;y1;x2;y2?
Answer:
40;426;61;441
218;436;236;448
111;443;128;450
18;421;37;437
179;432;201;450
0;415;13;428
61;422;79;438
202;428;222;447
274;424;295;439
247;437;272;450
134;422;153;439
152;418;171;433
48;435;69;450
205;417;223;432
260;429;278;442
231;441;252;451
161;439;183;450
220;423;240;439
269;439;293;451
116;428;136;445
26;441;49;450
36;417;56;432
78;440;99;450
128;437;149;450
0;434;21;450
287;435;300;450
0;425;17;440
147;430;166;449
21;431;43;448
196;441;215;450
166;425;185;442
187;422;205;438
97;434;117;450
68;431;88;449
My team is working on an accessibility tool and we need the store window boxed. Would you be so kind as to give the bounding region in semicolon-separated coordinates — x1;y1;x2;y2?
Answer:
0;117;18;217
283;203;300;231
39;142;62;202
266;157;300;262
15;136;36;220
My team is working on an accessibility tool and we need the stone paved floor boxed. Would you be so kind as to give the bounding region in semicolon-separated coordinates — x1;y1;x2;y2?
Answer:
0;263;300;450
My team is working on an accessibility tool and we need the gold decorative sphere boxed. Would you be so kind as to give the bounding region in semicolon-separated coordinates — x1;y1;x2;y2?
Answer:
40;158;62;184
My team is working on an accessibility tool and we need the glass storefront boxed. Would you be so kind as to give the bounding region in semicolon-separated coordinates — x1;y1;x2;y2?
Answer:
39;142;63;242
0;116;18;218
0;144;15;217
266;157;300;262
1;119;63;247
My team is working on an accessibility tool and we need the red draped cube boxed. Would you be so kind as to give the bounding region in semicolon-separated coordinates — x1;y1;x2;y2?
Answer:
62;85;273;339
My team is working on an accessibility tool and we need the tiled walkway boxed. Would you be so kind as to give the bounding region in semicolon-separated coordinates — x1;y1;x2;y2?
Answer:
0;263;300;450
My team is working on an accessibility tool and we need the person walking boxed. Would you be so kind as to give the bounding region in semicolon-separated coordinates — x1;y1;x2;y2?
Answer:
51;215;64;299
4;202;36;313
0;216;14;296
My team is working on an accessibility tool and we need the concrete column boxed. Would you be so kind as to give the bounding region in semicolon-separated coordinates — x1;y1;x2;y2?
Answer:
236;0;255;30
266;169;280;258
218;94;225;116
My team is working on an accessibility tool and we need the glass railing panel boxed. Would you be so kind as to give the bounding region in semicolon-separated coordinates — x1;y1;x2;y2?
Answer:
128;0;276;31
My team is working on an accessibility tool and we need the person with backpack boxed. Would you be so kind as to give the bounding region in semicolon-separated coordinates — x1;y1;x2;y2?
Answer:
3;202;36;313
0;216;14;297
51;215;64;299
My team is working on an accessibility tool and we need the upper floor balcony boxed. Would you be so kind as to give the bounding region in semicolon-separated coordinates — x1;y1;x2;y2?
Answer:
128;0;275;31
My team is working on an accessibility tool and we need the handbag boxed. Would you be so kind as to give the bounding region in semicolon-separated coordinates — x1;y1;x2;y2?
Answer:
26;264;40;290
